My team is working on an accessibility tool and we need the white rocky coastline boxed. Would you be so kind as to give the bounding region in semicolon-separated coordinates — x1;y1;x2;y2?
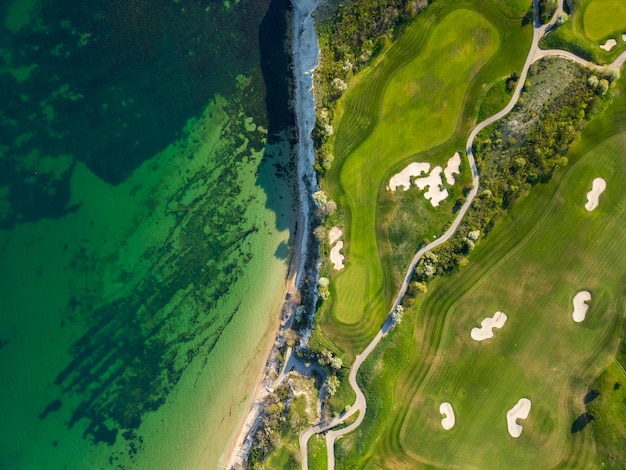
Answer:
224;0;321;467
292;0;321;282
291;0;321;344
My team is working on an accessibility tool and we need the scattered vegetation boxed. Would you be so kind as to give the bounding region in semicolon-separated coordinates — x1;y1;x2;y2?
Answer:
587;360;626;468
539;0;626;65
410;58;618;289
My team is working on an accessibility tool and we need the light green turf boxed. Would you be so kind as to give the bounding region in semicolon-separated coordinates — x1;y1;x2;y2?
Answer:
317;0;532;355
540;0;626;65
330;10;499;325
582;0;626;41
334;73;626;467
493;0;531;18
398;131;626;469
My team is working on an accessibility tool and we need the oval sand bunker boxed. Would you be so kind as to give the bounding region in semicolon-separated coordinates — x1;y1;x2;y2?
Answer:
599;38;617;51
330;241;345;270
585;177;606;211
507;398;531;438
471;311;508;341
572;291;591;323
439;402;455;430
328;226;342;246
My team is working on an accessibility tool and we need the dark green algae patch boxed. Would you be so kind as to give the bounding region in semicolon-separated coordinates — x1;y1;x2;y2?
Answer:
0;0;297;467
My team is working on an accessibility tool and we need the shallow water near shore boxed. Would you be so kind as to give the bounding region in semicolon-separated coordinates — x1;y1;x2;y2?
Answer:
0;0;295;467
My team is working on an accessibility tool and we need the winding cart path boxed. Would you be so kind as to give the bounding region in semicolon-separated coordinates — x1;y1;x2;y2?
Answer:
299;1;625;468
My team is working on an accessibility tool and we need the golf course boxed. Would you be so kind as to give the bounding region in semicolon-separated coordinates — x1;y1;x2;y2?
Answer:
541;0;626;64
298;0;626;468
316;0;532;354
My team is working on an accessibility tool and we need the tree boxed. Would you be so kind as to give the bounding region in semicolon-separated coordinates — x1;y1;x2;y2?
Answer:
329;356;343;370
391;305;404;325
327;375;340;396
556;11;568;25
284;328;298;348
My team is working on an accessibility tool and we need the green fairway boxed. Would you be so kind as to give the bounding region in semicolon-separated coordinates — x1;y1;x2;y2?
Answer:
540;0;626;64
400;132;626;467
331;9;498;326
582;0;626;41
317;0;533;353
331;72;626;467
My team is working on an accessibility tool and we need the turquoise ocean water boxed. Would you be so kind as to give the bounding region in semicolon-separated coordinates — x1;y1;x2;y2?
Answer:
0;0;295;467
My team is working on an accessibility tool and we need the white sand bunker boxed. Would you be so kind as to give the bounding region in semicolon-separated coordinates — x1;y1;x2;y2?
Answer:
471;311;508;341
572;291;592;323
388;162;430;191
506;398;531;438
439;402;455;430
328;226;345;271
585;177;606;211
330;241;344;270
415;166;449;207
328;226;342;246
600;39;617;51
444;152;461;185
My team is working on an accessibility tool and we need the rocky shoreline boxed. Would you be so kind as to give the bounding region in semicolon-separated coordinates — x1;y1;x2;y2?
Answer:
223;0;321;467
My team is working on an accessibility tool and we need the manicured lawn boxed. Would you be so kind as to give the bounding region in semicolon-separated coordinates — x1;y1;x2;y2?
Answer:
332;9;498;327
582;0;626;41
332;73;626;468
540;0;626;64
317;0;532;355
308;434;327;470
400;131;626;467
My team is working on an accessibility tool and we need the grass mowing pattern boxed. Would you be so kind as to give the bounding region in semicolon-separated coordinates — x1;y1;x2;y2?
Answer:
400;132;626;468
581;0;626;41
540;0;626;64
586;361;626;468
332;9;498;326
317;0;533;356
333;74;626;469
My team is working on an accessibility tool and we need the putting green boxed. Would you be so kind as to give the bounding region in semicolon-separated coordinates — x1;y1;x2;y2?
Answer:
330;9;499;325
582;0;626;41
398;132;626;468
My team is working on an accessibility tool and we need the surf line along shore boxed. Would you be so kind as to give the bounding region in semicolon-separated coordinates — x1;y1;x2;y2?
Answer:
222;0;321;467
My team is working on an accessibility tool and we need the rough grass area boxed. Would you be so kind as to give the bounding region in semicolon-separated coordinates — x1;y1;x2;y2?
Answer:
330;74;626;468
307;434;327;470
261;376;319;469
400;132;626;466
315;0;532;355
581;0;626;41
477;78;514;122
540;0;626;64
586;361;626;468
382;143;472;285
494;0;532;18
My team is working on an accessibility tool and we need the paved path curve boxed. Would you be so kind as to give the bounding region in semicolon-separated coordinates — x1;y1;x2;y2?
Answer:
299;1;625;467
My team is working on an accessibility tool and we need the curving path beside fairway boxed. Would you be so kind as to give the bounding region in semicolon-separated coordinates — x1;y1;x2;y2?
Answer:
299;0;626;468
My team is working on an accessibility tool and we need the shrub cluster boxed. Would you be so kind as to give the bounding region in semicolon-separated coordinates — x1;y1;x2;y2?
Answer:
312;0;431;173
410;59;617;286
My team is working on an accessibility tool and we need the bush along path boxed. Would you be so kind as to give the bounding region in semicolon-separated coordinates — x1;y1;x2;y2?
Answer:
299;0;626;468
